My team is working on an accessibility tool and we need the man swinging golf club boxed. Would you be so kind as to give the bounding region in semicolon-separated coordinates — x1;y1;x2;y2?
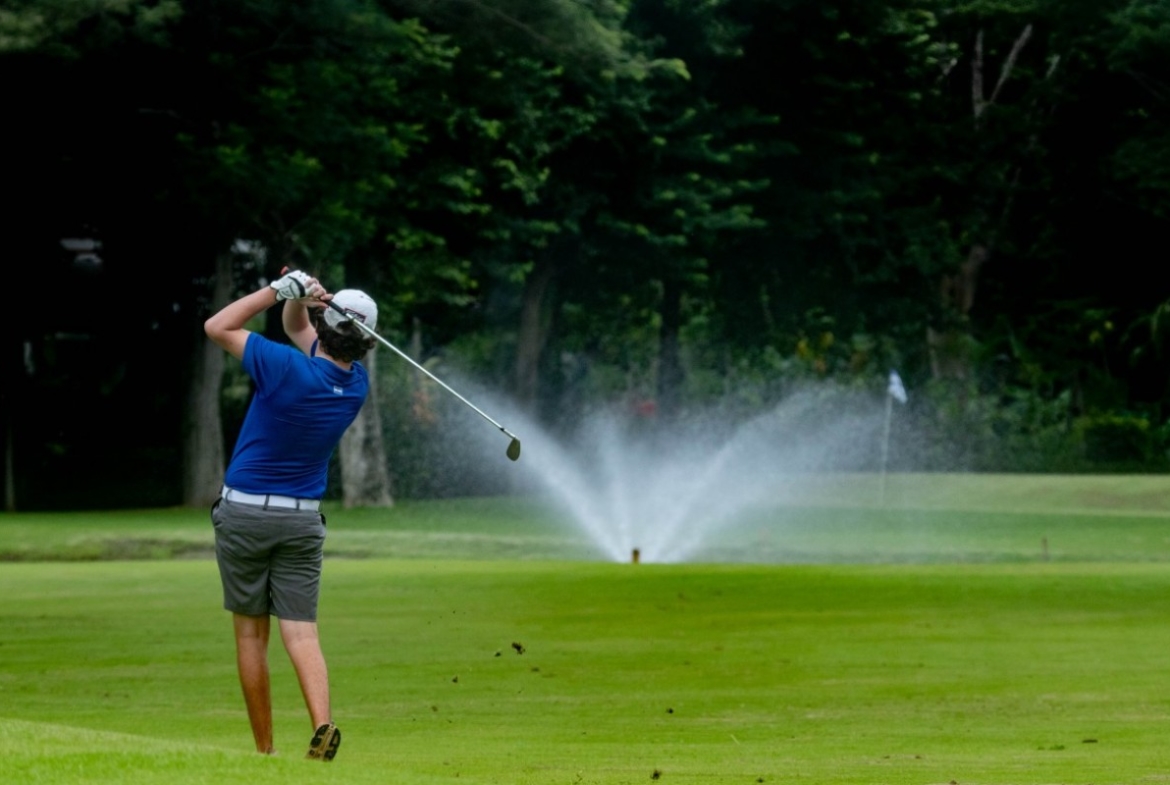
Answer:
204;269;377;761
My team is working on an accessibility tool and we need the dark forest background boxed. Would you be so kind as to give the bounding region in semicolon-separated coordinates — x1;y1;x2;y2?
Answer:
4;0;1170;510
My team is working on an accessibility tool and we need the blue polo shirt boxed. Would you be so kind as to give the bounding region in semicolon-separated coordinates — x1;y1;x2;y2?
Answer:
223;333;369;499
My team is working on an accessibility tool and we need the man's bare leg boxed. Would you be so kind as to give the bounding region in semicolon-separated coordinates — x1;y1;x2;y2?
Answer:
233;613;275;754
279;618;331;729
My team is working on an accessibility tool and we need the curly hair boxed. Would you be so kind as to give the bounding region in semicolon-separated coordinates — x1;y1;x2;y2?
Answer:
316;320;376;364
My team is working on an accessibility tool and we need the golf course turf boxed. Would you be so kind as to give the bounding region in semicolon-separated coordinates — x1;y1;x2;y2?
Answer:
3;474;1170;784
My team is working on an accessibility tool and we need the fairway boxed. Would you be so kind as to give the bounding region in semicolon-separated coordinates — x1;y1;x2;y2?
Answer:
4;474;1170;784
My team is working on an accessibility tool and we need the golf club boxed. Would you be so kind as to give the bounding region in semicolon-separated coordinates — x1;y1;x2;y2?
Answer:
280;268;521;461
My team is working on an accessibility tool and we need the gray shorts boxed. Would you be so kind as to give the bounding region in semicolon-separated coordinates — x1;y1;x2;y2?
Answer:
211;498;327;621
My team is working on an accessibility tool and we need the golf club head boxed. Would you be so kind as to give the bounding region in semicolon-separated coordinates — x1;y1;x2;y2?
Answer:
507;438;522;461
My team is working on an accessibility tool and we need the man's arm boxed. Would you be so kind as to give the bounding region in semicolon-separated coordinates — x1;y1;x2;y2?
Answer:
204;288;278;360
283;299;323;356
205;271;325;360
276;270;329;355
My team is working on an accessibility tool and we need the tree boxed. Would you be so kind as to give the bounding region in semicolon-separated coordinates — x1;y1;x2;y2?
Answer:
432;0;765;421
161;0;473;505
3;0;188;510
379;0;686;421
182;252;233;506
692;0;949;384
0;0;179;55
338;349;394;507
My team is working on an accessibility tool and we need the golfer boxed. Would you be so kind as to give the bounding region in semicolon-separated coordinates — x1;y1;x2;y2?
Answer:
204;269;377;761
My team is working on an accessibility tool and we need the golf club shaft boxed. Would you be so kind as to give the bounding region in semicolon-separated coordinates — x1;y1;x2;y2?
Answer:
323;299;520;442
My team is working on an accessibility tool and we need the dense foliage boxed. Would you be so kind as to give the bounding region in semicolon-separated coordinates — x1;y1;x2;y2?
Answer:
4;0;1169;509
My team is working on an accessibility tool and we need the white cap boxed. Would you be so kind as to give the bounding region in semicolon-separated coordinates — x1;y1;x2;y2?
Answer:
324;289;378;331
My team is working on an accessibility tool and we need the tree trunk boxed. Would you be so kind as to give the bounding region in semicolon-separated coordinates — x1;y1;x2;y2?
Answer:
2;334;26;511
3;382;14;513
513;255;558;409
657;276;684;420
929;25;1036;382
927;243;987;380
182;253;233;507
339;347;393;508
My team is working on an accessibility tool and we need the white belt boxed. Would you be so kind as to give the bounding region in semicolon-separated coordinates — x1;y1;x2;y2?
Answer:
221;486;321;512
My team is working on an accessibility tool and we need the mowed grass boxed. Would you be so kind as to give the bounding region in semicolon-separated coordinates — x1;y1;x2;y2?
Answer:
4;474;1170;784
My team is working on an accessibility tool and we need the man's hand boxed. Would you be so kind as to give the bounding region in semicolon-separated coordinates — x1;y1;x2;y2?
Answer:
270;270;320;302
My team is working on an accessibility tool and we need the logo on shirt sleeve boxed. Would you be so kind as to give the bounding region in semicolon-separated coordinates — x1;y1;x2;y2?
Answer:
333;385;343;395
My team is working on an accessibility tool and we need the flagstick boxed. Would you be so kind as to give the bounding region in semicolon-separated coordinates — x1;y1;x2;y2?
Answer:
879;392;893;506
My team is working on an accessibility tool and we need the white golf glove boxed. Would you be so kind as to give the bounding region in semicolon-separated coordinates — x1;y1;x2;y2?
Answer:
269;270;316;301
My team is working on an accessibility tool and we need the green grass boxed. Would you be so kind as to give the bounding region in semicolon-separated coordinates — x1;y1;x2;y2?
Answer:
0;497;600;562
4;474;1170;784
